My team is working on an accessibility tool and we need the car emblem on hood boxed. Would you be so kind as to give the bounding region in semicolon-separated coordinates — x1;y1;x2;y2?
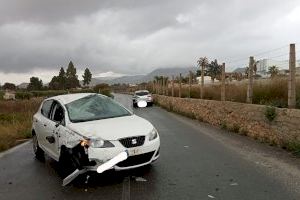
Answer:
132;139;137;145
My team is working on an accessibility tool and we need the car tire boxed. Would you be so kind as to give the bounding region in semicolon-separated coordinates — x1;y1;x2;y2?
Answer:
33;134;44;161
148;102;153;107
133;102;137;108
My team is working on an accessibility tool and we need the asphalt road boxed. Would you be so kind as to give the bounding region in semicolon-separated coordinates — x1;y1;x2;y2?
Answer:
1;93;300;200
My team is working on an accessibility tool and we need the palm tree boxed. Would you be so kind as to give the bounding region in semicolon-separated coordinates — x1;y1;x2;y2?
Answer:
197;57;208;99
268;65;279;78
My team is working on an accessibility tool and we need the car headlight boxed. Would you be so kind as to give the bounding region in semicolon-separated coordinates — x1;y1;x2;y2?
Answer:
80;138;114;148
149;128;158;141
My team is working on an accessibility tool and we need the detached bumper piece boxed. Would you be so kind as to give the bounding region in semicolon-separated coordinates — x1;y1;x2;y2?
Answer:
62;150;128;186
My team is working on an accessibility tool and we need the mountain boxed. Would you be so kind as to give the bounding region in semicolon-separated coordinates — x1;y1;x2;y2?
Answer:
90;67;197;85
17;82;29;89
233;67;246;74
141;67;197;82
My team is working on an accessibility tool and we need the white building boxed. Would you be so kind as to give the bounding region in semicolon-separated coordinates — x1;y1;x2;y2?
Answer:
256;59;300;76
3;90;16;100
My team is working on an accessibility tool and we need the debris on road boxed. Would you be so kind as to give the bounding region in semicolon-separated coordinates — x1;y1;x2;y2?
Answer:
230;182;238;186
85;175;90;184
62;169;87;186
208;194;216;198
135;177;147;182
184;146;189;148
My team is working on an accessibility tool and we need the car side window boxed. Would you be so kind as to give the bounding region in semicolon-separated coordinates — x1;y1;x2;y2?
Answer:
51;102;65;125
41;100;54;118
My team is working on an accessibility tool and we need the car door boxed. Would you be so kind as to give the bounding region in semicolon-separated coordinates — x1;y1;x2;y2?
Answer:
44;101;65;161
34;99;54;151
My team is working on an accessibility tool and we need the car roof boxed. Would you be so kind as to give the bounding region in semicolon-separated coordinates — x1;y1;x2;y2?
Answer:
46;93;100;105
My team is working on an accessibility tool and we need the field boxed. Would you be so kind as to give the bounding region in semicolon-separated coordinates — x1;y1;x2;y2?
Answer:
0;98;42;152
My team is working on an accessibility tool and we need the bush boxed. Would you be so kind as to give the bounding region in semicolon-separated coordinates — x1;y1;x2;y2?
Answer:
286;141;300;156
265;106;277;122
94;84;113;97
15;92;33;100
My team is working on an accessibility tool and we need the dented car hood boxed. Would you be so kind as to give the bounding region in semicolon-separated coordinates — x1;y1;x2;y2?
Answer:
67;114;153;140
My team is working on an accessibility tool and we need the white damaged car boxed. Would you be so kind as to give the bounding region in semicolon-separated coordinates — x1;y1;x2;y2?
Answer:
32;93;160;185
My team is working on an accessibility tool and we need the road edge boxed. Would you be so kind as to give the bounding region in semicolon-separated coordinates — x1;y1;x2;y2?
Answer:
0;140;31;159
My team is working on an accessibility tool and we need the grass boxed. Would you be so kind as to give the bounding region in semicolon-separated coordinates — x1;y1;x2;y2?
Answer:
0;98;42;152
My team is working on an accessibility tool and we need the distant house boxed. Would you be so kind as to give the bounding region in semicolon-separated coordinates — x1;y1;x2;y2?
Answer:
3;90;16;100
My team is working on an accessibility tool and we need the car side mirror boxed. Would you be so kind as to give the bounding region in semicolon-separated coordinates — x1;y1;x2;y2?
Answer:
46;136;55;144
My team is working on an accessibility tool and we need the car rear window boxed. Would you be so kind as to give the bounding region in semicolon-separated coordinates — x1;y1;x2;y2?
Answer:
135;92;149;96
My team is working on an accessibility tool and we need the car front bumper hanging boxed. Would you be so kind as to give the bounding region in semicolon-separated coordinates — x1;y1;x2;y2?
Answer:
62;150;129;186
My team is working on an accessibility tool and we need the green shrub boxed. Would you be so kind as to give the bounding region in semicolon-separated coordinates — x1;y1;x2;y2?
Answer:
220;121;227;129
265;106;277;122
94;84;113;97
0;91;4;100
286;141;300;156
230;124;240;133
15;92;33;100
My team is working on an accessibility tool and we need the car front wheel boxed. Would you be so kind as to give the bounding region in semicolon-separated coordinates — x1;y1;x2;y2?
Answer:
33;134;44;161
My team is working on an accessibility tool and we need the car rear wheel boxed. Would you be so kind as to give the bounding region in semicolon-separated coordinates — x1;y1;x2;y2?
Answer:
33;134;44;161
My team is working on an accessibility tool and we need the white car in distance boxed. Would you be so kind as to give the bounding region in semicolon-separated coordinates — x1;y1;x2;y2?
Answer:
132;90;153;108
32;93;160;184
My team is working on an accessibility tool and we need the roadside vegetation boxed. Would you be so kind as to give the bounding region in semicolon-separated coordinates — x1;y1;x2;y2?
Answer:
0;99;42;152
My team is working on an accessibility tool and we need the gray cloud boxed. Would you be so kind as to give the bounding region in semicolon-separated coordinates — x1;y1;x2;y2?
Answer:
0;0;300;80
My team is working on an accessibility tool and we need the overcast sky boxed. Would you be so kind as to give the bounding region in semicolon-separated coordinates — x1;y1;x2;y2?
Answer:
1;0;300;84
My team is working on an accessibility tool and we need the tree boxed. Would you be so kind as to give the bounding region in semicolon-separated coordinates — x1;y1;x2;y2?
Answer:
206;59;222;82
82;68;92;86
3;82;16;90
27;77;43;91
66;61;80;89
58;67;66;89
268;65;279;78
49;76;60;90
197;57;208;98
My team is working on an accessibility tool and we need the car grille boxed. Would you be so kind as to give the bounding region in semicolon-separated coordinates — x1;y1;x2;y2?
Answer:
119;136;145;148
116;151;155;167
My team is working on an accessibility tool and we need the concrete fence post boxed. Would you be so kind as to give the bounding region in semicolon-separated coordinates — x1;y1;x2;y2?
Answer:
288;43;296;109
152;81;155;94
246;56;254;104
166;79;169;96
189;71;192;98
162;77;165;95
179;73;182;98
172;75;174;97
221;63;226;101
